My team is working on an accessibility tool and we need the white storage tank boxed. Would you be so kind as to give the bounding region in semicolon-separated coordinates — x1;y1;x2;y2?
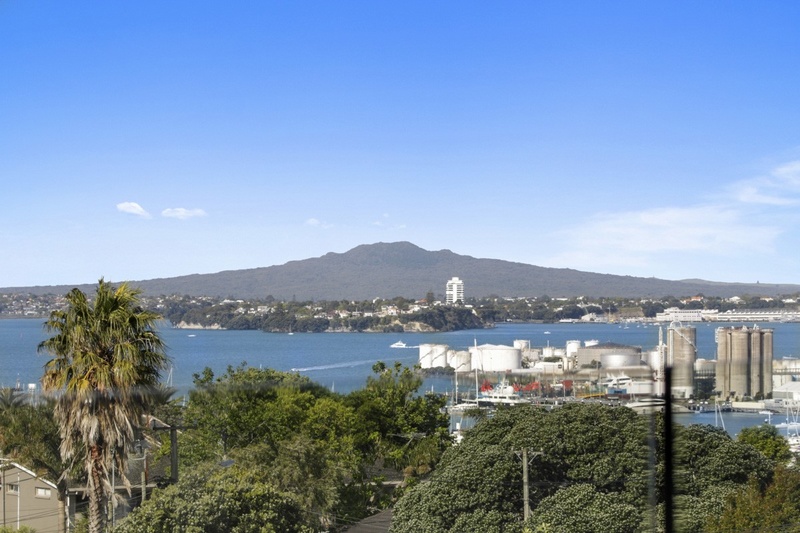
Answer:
647;349;664;372
566;340;581;357
419;344;448;369
513;339;531;350
449;350;472;373
600;353;642;369
470;344;522;372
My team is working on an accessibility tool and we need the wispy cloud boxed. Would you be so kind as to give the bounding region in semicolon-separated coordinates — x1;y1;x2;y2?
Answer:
542;160;800;277
727;159;800;206
116;202;151;218
372;213;406;229
161;208;207;220
305;218;333;229
372;213;391;226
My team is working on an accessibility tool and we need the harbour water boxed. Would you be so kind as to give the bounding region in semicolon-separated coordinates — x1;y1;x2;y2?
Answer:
2;318;798;435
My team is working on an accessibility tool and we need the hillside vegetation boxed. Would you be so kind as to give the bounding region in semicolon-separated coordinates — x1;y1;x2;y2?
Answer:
3;242;798;300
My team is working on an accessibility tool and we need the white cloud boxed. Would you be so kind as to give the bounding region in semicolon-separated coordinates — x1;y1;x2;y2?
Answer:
544;204;781;275
305;218;332;229
161;208;207;220
116;202;151;218
372;213;391;226
728;159;800;206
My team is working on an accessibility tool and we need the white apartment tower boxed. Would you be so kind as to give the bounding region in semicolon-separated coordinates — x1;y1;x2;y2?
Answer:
446;277;464;305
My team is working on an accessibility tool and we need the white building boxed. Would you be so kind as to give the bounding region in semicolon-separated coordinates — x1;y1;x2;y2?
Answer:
655;307;719;322
446;277;464;305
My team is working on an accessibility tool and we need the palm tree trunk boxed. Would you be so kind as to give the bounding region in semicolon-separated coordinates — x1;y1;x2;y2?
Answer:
88;447;106;533
57;495;66;533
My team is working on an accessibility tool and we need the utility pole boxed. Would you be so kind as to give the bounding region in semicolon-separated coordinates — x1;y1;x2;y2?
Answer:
515;449;543;521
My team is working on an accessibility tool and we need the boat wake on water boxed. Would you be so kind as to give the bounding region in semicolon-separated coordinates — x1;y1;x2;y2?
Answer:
292;355;417;372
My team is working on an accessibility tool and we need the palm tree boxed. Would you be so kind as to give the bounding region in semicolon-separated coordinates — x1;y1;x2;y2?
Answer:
39;280;169;533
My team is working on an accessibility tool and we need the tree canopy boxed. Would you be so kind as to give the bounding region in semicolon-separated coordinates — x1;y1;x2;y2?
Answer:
390;404;777;533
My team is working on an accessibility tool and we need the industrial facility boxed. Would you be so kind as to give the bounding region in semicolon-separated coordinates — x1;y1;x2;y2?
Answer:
715;325;773;400
418;323;784;404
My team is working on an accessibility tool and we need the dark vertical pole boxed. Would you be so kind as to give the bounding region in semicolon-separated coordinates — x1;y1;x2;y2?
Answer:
522;448;530;521
664;367;674;533
170;427;179;483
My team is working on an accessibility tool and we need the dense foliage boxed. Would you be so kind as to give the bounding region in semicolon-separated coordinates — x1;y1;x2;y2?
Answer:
115;464;312;533
390;404;777;533
135;361;448;531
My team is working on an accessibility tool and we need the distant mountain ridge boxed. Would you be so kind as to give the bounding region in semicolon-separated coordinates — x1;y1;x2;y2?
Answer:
4;242;798;300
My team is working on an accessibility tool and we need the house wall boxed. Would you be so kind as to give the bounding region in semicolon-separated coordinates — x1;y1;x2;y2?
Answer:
0;463;60;533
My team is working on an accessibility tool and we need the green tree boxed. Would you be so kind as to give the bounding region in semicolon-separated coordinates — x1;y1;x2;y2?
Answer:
115;463;313;533
737;424;792;464
178;364;366;529
346;362;449;474
527;484;641;533
38;280;169;533
706;466;800;533
391;406;776;533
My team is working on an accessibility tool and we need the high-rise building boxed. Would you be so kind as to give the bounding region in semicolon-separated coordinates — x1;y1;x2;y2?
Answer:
715;325;773;399
445;277;464;305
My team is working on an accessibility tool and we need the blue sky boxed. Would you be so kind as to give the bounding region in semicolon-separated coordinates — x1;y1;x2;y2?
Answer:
2;2;800;288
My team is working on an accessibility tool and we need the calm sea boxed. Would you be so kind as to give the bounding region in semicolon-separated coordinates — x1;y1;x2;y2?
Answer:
2;319;798;435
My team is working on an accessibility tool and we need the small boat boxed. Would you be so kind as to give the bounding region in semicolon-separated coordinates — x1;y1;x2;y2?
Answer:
390;341;407;348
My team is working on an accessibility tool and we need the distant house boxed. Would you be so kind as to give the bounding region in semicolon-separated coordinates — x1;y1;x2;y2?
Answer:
0;460;61;533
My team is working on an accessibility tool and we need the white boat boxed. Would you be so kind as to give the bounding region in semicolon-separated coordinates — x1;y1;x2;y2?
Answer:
625;398;691;415
390;341;407;348
476;380;530;407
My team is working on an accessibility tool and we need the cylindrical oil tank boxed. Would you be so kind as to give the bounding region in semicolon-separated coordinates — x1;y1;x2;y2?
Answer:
419;344;448;369
566;340;581;357
418;344;433;369
542;346;555;358
668;326;696;398
449;350;472;373
470;344;521;372
646;349;663;373
514;339;530;350
430;344;448;368
601;353;642;369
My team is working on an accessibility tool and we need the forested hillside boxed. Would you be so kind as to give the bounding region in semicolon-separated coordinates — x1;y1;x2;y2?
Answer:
3;242;798;300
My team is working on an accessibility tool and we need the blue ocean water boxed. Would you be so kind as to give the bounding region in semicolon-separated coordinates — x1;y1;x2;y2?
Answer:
2;318;798;408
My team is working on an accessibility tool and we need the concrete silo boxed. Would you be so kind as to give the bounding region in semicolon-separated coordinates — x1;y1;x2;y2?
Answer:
667;325;696;399
715;326;774;399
